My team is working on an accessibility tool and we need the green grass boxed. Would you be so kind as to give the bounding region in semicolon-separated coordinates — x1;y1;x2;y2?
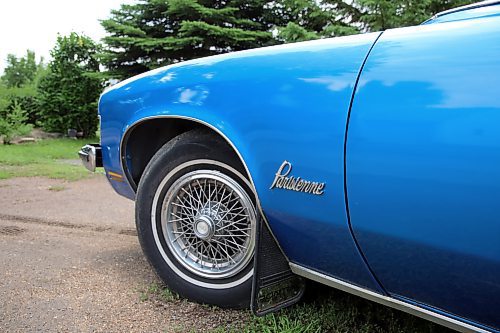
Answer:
48;185;66;191
211;285;453;333
138;281;454;333
0;138;96;180
139;282;180;303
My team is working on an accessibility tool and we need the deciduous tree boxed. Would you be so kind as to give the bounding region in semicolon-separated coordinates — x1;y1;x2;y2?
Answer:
0;51;46;125
1;50;43;88
38;33;102;137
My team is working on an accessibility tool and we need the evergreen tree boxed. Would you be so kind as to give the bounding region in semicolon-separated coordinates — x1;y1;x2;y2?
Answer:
354;0;476;31
101;0;276;79
272;0;360;42
101;0;475;80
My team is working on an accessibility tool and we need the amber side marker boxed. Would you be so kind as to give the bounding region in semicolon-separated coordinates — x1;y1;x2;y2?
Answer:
108;171;124;182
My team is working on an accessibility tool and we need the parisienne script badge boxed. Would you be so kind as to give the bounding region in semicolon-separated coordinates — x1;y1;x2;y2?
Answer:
269;161;325;195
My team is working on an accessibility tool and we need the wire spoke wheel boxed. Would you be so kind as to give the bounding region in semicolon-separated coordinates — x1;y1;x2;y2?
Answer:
161;170;256;279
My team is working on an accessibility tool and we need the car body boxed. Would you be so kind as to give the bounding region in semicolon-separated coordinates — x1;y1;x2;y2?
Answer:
81;1;500;332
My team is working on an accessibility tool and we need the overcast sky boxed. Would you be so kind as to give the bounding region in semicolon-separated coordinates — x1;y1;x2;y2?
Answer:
0;0;135;73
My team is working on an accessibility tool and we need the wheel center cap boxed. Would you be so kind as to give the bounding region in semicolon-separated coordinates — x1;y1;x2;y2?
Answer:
194;216;214;240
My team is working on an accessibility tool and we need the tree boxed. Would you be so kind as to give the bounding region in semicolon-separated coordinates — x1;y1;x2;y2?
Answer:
101;0;473;80
271;0;359;43
354;0;476;31
101;0;278;79
38;33;102;137
101;0;363;79
1;50;43;88
165;0;274;55
0;51;46;125
276;22;320;43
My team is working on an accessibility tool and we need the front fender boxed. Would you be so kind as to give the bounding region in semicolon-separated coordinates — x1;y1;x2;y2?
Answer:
99;32;385;292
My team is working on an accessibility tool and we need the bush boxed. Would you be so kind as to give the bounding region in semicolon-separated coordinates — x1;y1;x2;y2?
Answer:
38;33;102;138
0;101;33;143
0;85;41;125
0;50;47;126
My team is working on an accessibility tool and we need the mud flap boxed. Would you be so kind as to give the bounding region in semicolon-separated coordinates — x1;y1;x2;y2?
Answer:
251;216;305;316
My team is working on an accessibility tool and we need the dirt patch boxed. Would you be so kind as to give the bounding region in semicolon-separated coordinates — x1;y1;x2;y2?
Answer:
0;176;245;332
0;225;26;236
0;176;134;229
119;229;138;236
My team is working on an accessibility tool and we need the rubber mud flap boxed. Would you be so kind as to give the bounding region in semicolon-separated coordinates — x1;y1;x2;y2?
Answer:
251;217;305;316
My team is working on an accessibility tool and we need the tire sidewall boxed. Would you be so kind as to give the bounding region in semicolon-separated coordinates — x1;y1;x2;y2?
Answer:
135;133;255;308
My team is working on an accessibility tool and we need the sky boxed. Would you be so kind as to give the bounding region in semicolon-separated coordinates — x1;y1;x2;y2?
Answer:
0;0;134;73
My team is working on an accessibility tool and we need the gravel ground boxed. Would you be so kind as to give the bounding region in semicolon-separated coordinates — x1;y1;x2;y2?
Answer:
0;176;248;333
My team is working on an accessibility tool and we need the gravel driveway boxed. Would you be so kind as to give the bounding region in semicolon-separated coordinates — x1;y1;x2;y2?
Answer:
0;176;247;333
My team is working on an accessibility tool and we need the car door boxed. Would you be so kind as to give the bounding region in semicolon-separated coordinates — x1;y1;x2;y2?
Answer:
346;10;500;330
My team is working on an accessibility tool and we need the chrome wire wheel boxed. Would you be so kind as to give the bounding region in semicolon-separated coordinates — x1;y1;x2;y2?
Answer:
161;169;256;279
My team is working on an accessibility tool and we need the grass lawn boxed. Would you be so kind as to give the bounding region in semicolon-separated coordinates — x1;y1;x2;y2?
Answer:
142;281;453;333
0;138;96;180
226;285;453;333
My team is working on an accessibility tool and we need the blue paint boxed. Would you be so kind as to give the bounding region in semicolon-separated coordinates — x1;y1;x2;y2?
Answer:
347;14;500;330
99;32;384;293
97;3;500;330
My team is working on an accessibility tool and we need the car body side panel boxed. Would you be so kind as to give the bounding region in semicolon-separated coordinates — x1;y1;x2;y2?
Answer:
346;15;500;330
99;33;384;292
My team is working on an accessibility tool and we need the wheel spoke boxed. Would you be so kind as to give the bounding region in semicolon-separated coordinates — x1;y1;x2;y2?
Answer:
181;187;201;211
217;216;249;232
172;201;197;215
161;169;255;278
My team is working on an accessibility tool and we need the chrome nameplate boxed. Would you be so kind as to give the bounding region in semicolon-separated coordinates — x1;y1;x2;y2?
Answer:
270;161;325;195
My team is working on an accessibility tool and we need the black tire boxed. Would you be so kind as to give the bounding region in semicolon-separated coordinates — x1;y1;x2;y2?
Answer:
135;129;256;308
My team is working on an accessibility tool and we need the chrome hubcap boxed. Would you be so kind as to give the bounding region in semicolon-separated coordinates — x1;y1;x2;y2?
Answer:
193;216;214;240
161;170;256;279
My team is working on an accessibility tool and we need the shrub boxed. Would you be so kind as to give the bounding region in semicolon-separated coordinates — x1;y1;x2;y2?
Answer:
0;85;42;125
0;101;33;143
38;33;102;138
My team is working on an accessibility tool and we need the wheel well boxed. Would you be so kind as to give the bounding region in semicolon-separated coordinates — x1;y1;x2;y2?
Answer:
122;118;244;189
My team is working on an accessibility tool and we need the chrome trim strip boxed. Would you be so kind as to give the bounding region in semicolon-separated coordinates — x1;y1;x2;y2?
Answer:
119;114;291;261
289;263;492;333
434;0;500;18
423;0;500;23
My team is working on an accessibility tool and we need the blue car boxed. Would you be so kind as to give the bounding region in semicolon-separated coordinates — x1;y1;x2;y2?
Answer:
79;1;500;332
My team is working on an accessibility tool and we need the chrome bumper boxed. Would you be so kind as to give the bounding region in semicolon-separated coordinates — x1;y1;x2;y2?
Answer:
78;144;102;172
